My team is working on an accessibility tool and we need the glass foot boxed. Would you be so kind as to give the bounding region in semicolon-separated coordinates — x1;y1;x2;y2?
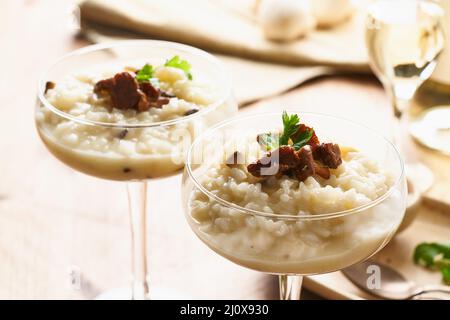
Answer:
397;163;433;232
410;106;450;155
95;287;187;300
405;163;434;194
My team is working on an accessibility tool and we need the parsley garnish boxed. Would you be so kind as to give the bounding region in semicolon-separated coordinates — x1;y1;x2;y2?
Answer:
258;132;278;151
293;129;313;150
136;64;154;82
413;242;450;285
165;55;193;80
258;111;314;151
280;112;300;146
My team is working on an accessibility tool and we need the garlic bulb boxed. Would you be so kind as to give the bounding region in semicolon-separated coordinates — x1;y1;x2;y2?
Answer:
258;0;316;42
311;0;355;28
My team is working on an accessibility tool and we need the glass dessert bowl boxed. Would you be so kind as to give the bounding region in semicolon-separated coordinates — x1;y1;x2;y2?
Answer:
182;111;407;300
35;40;237;299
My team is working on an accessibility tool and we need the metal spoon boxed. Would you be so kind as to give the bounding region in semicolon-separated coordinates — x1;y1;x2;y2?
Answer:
342;260;450;300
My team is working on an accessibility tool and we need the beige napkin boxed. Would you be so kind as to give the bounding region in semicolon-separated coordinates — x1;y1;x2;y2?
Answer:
79;0;371;104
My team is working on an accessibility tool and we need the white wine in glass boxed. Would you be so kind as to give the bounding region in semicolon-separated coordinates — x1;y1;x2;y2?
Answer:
366;0;445;117
365;0;445;192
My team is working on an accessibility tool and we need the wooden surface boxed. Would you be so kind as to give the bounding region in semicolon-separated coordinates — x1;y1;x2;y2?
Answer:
0;0;448;300
306;205;450;300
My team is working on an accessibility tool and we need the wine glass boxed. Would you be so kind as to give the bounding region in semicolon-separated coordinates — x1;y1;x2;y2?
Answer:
35;40;237;299
365;0;445;193
182;112;407;300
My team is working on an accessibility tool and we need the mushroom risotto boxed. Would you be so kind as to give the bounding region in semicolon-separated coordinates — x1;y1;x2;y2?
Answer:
187;112;404;274
36;56;233;180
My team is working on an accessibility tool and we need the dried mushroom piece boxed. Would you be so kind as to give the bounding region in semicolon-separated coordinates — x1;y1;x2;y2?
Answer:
44;81;55;94
94;71;172;112
247;112;342;182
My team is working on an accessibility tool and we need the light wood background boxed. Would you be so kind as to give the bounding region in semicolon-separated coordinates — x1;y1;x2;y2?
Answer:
0;0;448;300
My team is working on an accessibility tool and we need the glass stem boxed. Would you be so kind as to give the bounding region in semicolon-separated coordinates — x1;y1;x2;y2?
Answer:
386;84;411;155
127;181;150;300
387;83;434;190
279;275;303;300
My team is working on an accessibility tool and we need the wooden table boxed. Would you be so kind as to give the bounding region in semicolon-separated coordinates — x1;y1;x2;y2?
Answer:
0;0;446;300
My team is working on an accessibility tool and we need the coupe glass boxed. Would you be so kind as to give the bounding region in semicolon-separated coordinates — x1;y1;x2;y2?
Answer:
35;40;237;299
182;112;407;300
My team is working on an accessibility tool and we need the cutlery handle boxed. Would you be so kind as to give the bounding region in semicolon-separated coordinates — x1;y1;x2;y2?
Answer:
412;284;450;299
412;294;445;300
421;284;450;295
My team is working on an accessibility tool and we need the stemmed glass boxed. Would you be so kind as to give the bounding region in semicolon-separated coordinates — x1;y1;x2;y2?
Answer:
35;40;237;299
365;0;445;192
182;112;407;299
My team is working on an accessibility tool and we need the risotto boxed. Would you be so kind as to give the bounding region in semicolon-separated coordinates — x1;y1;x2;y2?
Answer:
187;113;404;274
36;57;232;180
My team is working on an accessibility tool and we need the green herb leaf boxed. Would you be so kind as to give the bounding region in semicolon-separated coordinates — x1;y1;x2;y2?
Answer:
413;242;450;267
259;112;313;151
441;266;450;285
293;128;314;150
258;133;278;151
136;64;154;82
413;242;450;285
279;111;300;146
165;55;193;80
